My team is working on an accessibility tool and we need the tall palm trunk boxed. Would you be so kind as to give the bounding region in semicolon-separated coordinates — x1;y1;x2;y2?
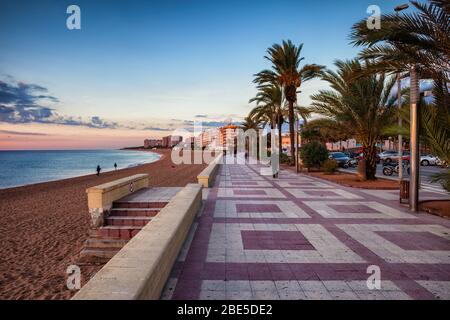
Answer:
287;100;295;164
363;144;377;180
277;116;282;156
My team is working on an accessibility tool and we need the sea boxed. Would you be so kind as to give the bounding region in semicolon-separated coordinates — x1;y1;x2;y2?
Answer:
0;149;160;189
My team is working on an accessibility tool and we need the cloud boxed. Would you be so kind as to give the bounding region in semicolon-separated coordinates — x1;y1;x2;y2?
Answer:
194;114;208;118
0;79;117;129
0;129;49;136
0;80;59;106
143;126;172;131
201;121;243;127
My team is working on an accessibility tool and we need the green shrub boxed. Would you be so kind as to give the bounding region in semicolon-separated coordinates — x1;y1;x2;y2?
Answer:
280;153;294;165
300;141;329;169
321;159;338;174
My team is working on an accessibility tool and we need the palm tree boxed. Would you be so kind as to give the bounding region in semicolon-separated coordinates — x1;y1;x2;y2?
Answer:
241;115;262;158
350;0;449;81
301;118;350;145
249;85;282;128
241;115;261;131
311;59;398;180
383;81;450;191
249;85;285;154
295;106;312;125
351;0;449;187
254;40;324;163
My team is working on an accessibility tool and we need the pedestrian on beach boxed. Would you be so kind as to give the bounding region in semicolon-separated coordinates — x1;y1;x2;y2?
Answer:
96;165;101;176
114;162;117;170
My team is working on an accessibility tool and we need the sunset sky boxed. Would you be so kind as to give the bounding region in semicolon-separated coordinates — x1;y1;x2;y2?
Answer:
0;0;412;150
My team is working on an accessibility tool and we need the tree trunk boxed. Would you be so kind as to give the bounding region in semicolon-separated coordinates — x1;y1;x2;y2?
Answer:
288;100;295;165
357;158;367;181
364;145;377;180
277;119;282;156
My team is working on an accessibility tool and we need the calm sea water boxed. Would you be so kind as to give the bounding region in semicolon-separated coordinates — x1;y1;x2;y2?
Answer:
0;150;160;189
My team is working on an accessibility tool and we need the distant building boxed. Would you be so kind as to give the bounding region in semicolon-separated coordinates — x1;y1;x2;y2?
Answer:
193;123;242;150
281;134;290;151
186;136;196;144
326;139;358;151
144;139;162;149
162;135;183;148
196;128;220;149
282;133;302;155
219;124;240;150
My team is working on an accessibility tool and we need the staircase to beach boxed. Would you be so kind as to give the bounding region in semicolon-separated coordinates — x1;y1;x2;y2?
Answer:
79;187;181;263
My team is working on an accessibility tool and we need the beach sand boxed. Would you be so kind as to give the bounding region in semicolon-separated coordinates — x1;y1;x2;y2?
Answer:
0;149;207;300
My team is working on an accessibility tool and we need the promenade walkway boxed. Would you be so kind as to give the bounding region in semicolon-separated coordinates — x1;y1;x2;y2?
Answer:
162;160;450;300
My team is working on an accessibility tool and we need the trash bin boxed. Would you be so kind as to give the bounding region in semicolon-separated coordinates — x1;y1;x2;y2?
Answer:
400;180;410;203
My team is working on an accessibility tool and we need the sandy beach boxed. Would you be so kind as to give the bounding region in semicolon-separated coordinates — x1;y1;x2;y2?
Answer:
0;149;207;300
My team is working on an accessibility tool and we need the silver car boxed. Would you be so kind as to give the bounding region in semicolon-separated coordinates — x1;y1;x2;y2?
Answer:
420;154;438;166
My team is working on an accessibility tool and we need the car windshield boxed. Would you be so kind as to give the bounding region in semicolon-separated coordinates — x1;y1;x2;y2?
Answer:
331;152;346;158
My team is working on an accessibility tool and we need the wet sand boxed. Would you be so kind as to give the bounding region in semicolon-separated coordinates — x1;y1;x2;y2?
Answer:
0;149;207;300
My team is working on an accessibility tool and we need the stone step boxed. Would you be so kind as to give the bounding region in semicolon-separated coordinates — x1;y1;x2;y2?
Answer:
97;225;143;240
105;216;152;227
109;208;161;217
78;247;120;263
84;237;128;249
112;201;168;209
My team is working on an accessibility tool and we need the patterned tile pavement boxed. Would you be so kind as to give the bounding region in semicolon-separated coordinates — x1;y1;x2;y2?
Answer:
162;160;450;300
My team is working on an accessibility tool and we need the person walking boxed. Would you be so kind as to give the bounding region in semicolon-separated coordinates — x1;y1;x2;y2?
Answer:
96;165;101;176
114;162;117;170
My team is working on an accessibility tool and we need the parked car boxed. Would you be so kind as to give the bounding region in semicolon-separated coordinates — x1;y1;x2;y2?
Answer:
328;152;351;168
379;150;410;164
420;154;438;166
378;150;399;163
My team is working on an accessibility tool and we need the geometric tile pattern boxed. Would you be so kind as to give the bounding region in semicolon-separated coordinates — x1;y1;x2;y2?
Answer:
214;200;310;218
206;223;365;263
304;201;415;219
286;188;363;199
197;280;411;300
162;158;450;300
337;224;450;264
217;187;286;198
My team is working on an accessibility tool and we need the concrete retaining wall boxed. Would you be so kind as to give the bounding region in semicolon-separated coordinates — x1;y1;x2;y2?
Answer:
86;174;149;228
72;183;203;300
197;154;222;188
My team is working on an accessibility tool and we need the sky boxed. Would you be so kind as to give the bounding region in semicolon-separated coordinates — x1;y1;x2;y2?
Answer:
0;0;414;150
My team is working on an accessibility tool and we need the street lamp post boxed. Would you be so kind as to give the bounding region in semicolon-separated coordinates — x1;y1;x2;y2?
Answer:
394;4;409;181
394;4;420;212
410;64;420;211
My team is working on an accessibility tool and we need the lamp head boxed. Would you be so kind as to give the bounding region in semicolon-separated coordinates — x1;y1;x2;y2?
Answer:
394;4;409;12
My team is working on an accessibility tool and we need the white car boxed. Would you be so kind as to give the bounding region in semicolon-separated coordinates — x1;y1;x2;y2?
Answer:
420;155;438;166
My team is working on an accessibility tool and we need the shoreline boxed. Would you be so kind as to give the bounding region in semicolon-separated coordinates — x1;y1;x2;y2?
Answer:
0;148;162;191
0;149;206;300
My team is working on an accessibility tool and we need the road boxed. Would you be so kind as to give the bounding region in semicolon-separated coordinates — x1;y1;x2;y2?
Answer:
344;163;449;195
